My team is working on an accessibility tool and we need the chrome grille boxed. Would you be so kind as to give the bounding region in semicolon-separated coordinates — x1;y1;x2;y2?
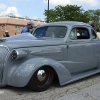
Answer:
0;46;9;83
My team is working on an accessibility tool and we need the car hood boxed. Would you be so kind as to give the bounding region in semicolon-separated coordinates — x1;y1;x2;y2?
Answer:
0;33;65;49
2;33;37;41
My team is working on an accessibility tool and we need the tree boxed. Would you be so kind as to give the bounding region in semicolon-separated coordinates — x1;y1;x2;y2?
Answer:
94;9;100;31
86;9;100;31
44;5;89;23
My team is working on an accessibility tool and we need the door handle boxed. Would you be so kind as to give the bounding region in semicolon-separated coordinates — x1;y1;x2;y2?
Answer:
67;45;69;49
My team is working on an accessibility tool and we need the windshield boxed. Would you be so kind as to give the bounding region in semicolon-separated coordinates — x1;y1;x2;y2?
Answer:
33;26;67;38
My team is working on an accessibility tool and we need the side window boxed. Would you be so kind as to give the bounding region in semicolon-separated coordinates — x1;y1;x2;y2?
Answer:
91;29;97;39
70;28;90;40
70;28;77;40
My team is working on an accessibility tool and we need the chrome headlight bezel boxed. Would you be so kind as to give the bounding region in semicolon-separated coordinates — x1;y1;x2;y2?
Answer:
11;49;27;60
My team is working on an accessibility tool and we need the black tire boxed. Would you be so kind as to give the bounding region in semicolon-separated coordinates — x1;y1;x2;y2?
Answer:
28;66;54;92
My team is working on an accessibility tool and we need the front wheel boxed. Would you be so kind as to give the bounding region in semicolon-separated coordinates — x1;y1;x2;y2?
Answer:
28;66;54;92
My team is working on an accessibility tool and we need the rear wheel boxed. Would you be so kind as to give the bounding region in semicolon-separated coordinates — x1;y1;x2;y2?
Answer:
28;66;54;92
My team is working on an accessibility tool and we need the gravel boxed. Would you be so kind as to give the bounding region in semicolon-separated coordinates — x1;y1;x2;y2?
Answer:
0;73;100;100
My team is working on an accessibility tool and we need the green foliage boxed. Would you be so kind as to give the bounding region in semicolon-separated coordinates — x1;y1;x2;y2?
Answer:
86;9;100;31
44;4;100;31
44;5;89;23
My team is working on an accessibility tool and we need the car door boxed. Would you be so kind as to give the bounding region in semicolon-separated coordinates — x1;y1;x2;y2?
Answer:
66;27;95;74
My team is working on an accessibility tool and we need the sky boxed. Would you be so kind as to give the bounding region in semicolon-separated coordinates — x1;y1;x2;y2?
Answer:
0;0;100;20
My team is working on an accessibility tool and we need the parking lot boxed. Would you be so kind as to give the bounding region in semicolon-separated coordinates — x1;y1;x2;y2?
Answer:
0;73;100;100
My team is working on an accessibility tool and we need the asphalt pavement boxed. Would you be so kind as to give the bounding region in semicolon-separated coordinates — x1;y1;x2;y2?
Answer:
56;81;100;100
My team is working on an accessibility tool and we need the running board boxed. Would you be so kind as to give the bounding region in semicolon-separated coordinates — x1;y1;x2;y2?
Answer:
61;68;100;86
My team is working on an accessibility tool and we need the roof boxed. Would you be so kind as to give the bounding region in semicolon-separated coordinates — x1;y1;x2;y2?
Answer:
0;18;45;26
40;21;91;27
51;21;90;26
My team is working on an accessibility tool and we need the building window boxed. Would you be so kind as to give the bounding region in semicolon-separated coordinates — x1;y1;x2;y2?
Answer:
15;26;20;30
1;25;4;30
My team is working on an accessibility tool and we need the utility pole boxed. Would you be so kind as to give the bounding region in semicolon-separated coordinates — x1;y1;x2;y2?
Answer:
47;0;49;23
99;15;100;32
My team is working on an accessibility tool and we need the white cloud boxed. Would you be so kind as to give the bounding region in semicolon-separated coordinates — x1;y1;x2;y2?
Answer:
0;3;7;10
43;0;70;6
0;6;42;20
43;0;100;6
0;7;21;17
75;0;99;6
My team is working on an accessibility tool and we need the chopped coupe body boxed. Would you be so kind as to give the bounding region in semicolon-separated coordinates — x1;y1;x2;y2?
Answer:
0;21;100;91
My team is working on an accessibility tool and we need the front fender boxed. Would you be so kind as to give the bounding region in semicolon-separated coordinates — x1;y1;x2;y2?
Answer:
7;58;71;87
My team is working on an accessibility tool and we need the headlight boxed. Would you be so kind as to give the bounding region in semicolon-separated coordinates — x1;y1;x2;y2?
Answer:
11;50;18;59
11;49;27;60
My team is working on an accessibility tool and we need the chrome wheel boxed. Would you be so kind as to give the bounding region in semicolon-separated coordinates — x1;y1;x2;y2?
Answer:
28;66;54;92
37;70;46;81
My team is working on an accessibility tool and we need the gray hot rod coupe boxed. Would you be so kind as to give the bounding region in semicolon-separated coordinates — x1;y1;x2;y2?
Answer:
0;21;100;92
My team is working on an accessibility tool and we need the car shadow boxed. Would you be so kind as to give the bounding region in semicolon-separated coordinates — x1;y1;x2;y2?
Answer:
0;77;59;94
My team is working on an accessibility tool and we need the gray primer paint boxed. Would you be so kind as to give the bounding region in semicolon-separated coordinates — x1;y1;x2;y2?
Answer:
0;21;100;89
